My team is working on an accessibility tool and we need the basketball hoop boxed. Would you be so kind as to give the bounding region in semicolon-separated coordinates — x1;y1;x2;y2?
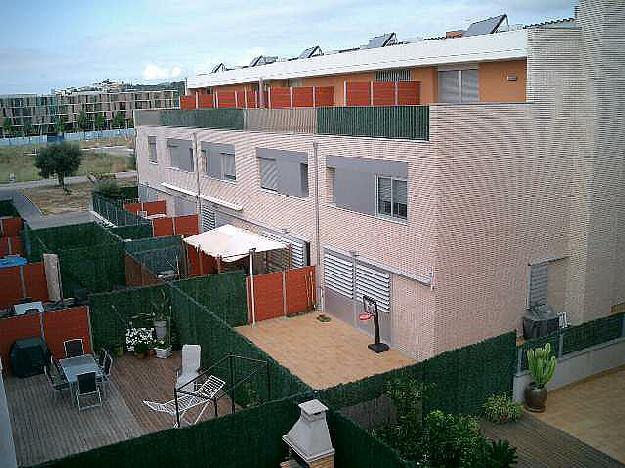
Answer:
358;312;373;321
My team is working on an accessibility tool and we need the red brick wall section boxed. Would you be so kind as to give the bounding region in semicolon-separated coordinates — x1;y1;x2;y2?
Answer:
0;263;48;310
314;87;334;107
372;82;395;106
180;95;196;110
43;306;92;359
198;94;214;109
1;217;23;237
292;87;314;108
0;237;23;256
246;266;316;323
397;81;420;105
346;82;372;106
0;314;40;373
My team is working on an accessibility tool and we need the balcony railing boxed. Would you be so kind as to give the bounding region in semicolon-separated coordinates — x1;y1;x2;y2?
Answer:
135;106;430;141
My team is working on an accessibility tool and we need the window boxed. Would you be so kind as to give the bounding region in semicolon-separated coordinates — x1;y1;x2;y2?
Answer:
259;158;279;191
376;69;410;82
167;139;194;172
148;136;157;163
300;163;309;197
377;176;407;220
202;142;236;182
438;68;479;103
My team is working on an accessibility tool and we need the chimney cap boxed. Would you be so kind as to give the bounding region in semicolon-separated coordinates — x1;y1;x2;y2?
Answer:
299;399;328;416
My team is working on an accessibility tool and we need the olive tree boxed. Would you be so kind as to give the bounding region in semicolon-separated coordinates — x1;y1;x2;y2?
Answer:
34;142;82;191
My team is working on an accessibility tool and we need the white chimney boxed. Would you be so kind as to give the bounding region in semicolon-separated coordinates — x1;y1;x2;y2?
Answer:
283;399;334;466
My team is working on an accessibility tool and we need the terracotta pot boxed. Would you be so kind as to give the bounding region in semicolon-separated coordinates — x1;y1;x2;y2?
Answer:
525;383;547;412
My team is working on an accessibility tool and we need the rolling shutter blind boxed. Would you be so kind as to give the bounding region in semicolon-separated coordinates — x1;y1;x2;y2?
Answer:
168;140;194;172
356;263;390;313
324;252;354;299
461;69;479;103
300;163;309;197
392;179;408;219
201;205;215;232
148;136;157;162
207;151;222;178
438;70;460;103
529;263;548;307
223;153;236;180
377;177;392;216
260;158;279;191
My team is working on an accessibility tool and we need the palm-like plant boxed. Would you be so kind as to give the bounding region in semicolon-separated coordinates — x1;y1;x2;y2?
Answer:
527;343;556;388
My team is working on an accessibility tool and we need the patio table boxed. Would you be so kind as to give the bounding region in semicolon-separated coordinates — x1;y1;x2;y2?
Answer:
59;354;102;385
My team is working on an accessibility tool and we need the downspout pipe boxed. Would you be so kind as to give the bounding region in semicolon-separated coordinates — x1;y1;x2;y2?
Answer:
313;141;323;312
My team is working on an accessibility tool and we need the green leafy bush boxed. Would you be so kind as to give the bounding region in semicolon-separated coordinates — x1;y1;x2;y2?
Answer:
94;179;122;199
483;393;523;424
527;343;556;388
484;439;518;468
421;410;484;467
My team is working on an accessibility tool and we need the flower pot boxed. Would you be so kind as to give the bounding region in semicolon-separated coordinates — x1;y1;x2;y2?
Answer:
525;383;548;412
155;346;172;359
154;320;168;341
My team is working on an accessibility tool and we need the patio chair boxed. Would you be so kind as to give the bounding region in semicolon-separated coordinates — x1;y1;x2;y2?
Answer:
97;348;107;369
63;339;84;358
44;364;70;396
99;354;113;397
75;371;102;411
143;375;225;427
176;344;201;389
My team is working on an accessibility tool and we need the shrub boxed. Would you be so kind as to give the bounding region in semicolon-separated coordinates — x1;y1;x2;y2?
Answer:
484;439;518;468
527;343;556;388
483;393;523;424
95;179;122;199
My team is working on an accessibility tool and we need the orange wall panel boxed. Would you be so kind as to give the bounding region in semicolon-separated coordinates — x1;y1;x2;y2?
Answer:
372;82;395;106
1;217;23;237
479;59;527;103
292;87;314;108
215;90;237;108
314;87;334;107
269;88;292;108
23;263;49;303
397;81;420;105
346;82;372;106
42;306;92;359
173;214;199;237
301;72;375;106
410;67;437;104
285;266;316;315
152;217;174;237
180;95;196;110
0;262;48;309
0;314;41;373
0;237;23;256
247;272;284;322
198;94;214;108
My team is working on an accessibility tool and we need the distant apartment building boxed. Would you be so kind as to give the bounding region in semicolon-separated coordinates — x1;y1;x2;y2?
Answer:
134;0;625;361
0;88;179;137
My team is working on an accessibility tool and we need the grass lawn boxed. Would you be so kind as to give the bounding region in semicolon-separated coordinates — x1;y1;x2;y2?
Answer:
0;139;134;183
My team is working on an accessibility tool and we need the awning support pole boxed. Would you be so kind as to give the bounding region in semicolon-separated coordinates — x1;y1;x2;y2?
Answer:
249;248;257;327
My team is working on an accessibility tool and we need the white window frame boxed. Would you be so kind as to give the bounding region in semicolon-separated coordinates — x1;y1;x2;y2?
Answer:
203;148;237;182
148;137;158;163
437;65;479;104
376;176;407;221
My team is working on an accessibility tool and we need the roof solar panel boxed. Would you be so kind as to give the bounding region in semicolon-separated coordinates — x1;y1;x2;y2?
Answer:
464;14;507;37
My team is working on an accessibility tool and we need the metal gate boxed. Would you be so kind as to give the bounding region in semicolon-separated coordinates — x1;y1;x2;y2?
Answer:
323;249;392;344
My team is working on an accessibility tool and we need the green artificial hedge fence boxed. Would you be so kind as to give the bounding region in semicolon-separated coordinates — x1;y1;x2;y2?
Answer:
125;235;185;277
328;410;412;468
92;192;152;227
318;332;517;416
173;272;248;327
111;223;153;240
35;397;300;468
0;199;18;217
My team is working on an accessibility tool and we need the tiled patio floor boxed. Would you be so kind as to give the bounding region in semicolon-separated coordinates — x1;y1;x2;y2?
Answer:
6;351;233;466
532;365;625;464
236;312;415;389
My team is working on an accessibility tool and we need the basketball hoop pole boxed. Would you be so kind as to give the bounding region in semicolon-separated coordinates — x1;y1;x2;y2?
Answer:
362;294;389;353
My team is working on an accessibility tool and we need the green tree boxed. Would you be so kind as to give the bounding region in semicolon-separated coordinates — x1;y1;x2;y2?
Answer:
2;117;13;139
94;113;106;131
112;111;125;129
22;120;34;137
34;142;82;191
76;110;88;134
54;115;66;135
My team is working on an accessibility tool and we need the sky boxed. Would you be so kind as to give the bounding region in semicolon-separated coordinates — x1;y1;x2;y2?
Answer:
0;0;577;95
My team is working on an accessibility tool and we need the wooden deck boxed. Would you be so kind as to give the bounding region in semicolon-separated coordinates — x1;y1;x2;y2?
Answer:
6;351;234;467
236;312;415;389
481;414;624;468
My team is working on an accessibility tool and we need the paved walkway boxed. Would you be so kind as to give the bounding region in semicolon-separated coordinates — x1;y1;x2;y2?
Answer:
481;414;623;467
533;365;625;464
236;312;415;389
0;171;136;190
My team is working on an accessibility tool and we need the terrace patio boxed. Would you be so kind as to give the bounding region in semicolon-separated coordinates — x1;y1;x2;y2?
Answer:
236;312;415;389
6;352;235;467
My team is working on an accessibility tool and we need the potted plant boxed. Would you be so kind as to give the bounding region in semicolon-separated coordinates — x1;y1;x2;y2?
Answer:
152;290;171;342
154;339;172;359
134;341;149;358
525;342;557;412
125;327;154;357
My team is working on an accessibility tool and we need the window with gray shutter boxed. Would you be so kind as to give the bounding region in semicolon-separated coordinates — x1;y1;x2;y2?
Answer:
167;139;194;172
392;179;407;219
223;153;236;181
355;263;390;313
377;176;407;220
259;158;279;191
203;142;236;181
324;252;354;299
438;70;460;103
148;136;158;163
461;69;479;103
300;163;309;197
377;177;392;216
529;263;548;307
206;150;222;178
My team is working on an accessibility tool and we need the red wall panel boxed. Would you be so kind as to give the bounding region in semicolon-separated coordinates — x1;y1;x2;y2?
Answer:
0;237;23;256
244;90;258;108
173;214;199;237
180;95;196;110
1;217;23;237
42;306;92;359
314;87;334;107
372;82;395;106
346;82;372;106
123;202;141;214
198;94;214;109
247;272;284;322
185;244;216;277
0;314;40;373
292;87;314;108
23;263;49;303
0;262;48;310
216;91;237;108
269;88;291;109
124;200;168;216
285;266;316;315
152;217;174;237
397;81;420;105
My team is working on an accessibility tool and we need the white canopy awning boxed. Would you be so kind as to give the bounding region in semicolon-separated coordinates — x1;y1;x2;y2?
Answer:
183;224;287;263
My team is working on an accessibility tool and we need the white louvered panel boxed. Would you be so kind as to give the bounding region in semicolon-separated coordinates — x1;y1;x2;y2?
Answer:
201;205;215;232
529;263;548;306
324;252;353;299
262;231;306;269
356;263;390;313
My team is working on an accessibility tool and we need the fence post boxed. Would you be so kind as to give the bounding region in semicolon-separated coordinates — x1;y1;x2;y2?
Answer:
282;270;288;318
558;331;564;358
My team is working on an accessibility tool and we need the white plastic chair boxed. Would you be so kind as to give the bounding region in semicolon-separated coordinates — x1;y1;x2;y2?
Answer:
143;375;225;427
176;344;201;389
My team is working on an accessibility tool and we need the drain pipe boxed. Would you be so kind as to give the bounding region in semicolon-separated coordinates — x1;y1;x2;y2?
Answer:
192;131;202;230
313;141;323;312
249;248;257;327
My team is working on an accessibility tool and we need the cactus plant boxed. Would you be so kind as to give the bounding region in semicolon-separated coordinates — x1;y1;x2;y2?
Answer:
526;343;556;388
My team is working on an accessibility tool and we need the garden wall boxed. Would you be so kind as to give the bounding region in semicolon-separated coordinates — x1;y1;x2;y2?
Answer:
0;217;22;237
0;263;48;309
152;214;199;238
0;236;23;256
123;200;167;216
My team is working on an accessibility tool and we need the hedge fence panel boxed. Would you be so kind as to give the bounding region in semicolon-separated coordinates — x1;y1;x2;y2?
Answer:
0;199;18;217
35;397;299;468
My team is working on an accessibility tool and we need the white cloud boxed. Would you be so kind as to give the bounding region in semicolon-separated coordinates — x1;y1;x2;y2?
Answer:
142;63;183;81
